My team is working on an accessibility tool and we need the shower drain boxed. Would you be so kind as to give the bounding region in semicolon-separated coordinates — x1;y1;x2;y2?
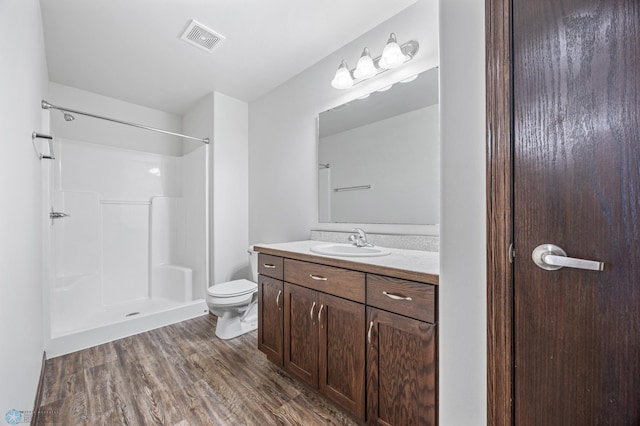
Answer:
126;312;140;317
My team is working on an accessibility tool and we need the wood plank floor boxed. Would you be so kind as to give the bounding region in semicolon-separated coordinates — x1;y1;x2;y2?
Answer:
37;314;358;425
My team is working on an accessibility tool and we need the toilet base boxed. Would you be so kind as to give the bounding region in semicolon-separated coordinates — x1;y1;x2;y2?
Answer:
213;301;258;340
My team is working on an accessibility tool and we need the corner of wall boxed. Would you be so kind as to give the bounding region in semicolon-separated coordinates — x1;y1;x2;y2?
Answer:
0;0;49;415
182;92;214;297
212;92;250;284
439;0;488;424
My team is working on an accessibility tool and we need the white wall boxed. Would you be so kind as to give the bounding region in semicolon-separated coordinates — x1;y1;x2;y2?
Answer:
183;91;251;289
212;93;250;284
439;0;487;424
179;145;208;298
48;83;183;156
0;0;48;415
249;0;488;422
319;105;439;224
183;94;214;298
249;0;440;244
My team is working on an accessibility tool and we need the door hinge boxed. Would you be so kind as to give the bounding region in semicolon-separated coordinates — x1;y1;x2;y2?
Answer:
509;243;515;263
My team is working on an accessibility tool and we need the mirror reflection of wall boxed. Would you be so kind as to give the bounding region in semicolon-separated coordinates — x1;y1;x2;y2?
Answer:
318;67;440;225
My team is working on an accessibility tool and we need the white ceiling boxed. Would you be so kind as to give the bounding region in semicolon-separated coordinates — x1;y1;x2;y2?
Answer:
40;0;417;115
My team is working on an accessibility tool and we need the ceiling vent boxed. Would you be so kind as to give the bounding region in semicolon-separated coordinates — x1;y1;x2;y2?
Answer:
180;19;225;53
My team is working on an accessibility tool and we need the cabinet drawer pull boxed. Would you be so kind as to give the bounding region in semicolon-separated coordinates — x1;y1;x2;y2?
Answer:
309;274;328;281
263;263;276;269
310;301;316;320
318;304;324;325
368;321;374;345
276;290;282;309
383;291;413;301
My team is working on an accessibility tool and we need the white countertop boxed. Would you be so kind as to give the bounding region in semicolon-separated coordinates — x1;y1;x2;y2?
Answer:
254;240;439;282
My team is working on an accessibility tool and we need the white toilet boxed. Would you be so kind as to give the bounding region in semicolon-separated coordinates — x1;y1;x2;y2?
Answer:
206;247;259;339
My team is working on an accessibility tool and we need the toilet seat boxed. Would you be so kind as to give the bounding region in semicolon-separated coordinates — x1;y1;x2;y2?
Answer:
208;279;257;298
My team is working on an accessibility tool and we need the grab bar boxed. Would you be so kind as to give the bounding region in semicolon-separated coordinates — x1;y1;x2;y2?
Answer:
32;131;55;160
333;184;371;192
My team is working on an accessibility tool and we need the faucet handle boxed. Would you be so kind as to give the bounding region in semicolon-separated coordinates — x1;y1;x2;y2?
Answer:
352;228;366;237
349;228;373;247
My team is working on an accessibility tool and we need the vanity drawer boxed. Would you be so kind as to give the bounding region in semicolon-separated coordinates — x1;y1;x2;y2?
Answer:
284;259;365;303
258;254;284;280
366;274;435;323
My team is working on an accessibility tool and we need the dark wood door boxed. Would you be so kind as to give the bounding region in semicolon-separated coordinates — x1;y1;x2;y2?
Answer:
318;293;365;420
283;283;318;387
513;0;640;423
366;307;436;425
257;275;283;365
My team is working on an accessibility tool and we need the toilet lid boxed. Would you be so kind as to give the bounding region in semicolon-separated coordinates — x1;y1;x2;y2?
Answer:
208;279;257;298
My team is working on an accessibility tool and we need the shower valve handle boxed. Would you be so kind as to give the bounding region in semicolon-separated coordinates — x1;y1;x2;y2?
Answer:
50;211;70;219
50;207;70;224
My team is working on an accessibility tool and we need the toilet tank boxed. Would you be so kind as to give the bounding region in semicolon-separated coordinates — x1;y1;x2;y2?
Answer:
249;245;259;282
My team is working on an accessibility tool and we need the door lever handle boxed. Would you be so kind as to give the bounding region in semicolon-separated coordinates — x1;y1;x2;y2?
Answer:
532;244;604;272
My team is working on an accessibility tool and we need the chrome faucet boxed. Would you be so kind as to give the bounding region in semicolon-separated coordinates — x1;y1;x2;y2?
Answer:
348;228;373;247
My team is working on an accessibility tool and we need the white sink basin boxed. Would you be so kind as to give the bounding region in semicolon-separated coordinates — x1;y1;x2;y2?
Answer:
310;243;391;257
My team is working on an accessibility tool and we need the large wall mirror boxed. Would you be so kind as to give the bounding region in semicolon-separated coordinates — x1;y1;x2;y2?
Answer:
317;67;439;225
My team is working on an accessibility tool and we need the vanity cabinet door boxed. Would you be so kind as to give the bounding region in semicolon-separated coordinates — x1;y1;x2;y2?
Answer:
257;275;283;365
367;307;437;426
318;293;366;421
284;282;319;388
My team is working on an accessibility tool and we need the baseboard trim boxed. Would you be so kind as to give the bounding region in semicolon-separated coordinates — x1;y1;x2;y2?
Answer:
31;351;46;426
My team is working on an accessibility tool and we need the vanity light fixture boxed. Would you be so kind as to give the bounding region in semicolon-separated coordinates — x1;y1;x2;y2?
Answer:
331;33;419;90
378;33;406;69
331;60;354;89
353;48;377;79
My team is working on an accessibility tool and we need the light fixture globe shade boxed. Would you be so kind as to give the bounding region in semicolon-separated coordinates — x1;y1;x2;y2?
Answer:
353;48;377;79
331;60;354;89
379;33;406;69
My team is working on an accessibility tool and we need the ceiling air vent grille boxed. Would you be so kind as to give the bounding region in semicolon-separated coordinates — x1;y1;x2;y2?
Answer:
180;19;225;53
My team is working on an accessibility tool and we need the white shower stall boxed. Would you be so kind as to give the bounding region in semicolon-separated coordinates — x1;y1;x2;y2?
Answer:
44;135;209;357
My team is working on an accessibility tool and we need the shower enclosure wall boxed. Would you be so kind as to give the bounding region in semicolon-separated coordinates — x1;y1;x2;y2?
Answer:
44;137;209;357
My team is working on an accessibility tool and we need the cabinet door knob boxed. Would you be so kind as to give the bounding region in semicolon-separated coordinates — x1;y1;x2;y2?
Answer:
310;301;316;321
368;321;374;345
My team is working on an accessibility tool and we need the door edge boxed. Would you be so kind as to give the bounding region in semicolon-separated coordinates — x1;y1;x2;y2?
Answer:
486;0;515;424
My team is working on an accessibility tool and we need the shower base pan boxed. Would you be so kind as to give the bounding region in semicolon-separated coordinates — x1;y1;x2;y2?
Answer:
47;298;208;358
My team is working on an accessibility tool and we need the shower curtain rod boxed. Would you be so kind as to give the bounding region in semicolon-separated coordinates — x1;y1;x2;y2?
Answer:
41;100;210;144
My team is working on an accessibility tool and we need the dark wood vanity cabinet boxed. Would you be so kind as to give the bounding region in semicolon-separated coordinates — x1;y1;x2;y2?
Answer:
283;259;366;420
283;282;318;386
366;274;437;425
257;250;438;425
318;292;366;418
366;309;437;425
257;254;284;365
283;283;366;418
